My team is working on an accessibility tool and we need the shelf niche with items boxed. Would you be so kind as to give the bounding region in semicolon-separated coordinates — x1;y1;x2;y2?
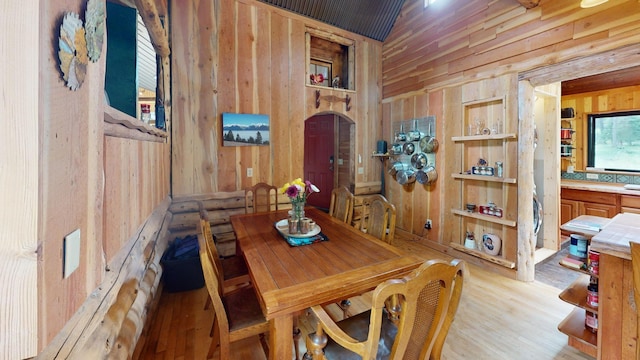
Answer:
450;96;518;270
560;107;576;170
306;28;354;91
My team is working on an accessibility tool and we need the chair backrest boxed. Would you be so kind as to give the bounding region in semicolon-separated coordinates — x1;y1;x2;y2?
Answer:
196;232;232;346
328;186;355;225
245;182;279;214
369;259;465;360
199;208;225;293
360;194;396;244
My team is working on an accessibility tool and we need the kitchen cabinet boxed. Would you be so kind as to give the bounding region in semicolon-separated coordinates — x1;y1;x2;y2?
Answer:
561;188;618;222
621;194;640;214
582;202;618;218
560;199;579;226
450;96;518;269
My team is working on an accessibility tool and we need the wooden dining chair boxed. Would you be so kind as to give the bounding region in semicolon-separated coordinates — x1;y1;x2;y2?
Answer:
328;186;356;315
328;186;355;225
360;194;397;244
199;208;250;294
200;204;304;359
305;259;466;360
245;182;279;214
630;241;640;359
197;231;270;359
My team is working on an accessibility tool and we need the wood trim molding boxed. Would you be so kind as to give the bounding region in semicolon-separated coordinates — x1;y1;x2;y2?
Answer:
519;43;640;87
104;106;168;142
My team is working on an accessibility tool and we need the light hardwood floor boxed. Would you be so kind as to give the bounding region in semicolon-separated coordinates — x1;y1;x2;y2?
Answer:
134;234;595;360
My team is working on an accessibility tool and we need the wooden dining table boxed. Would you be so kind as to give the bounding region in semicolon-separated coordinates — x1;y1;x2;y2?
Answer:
230;207;424;360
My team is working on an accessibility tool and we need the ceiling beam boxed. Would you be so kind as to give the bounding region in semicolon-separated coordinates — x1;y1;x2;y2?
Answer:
516;0;540;8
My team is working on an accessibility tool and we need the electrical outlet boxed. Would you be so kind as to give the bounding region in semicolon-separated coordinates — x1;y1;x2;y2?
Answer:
586;173;599;180
424;219;432;230
247;168;253;177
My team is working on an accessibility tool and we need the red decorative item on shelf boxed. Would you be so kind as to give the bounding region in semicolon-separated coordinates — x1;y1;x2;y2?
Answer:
478;203;503;218
310;73;325;85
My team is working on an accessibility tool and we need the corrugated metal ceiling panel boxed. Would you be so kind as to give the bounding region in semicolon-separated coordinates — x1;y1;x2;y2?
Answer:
258;0;406;41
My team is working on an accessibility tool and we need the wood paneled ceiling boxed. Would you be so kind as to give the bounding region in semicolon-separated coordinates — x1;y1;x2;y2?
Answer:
561;66;640;95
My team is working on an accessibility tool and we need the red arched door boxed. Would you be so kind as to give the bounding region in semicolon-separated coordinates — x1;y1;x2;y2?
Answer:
304;115;334;209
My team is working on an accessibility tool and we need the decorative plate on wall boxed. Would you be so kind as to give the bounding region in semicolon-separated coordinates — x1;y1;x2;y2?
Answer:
85;0;106;62
58;12;88;90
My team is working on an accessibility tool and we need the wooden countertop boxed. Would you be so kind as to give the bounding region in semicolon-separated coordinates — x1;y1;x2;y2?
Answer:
561;179;640;196
590;213;640;260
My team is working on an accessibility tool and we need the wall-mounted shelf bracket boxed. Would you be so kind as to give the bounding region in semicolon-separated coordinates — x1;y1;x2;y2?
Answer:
314;90;351;111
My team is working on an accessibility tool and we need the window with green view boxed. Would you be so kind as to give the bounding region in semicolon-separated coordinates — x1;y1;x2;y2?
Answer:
587;110;640;172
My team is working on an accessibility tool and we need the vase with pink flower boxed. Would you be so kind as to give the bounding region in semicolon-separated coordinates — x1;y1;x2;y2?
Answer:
280;178;320;232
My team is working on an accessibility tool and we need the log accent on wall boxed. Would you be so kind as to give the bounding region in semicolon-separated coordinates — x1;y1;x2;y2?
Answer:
37;198;171;359
104;106;168;142
134;0;170;58
520;44;640;88
169;193;248;257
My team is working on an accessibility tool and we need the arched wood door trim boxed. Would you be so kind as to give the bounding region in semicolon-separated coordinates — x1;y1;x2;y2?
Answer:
304;112;355;210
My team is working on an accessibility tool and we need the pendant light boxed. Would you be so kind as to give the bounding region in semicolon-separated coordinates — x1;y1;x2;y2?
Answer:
580;0;608;8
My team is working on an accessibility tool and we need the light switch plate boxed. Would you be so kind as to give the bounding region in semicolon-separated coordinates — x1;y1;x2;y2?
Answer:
63;229;81;278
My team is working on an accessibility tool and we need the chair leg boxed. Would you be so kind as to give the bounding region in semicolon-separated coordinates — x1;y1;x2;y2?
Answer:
258;333;269;357
293;316;302;360
305;324;328;360
637;315;640;360
208;318;220;359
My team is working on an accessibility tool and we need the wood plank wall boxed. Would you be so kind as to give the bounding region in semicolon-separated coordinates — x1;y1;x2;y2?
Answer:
104;137;171;261
21;0;172;357
561;84;640;171
380;0;640;278
170;0;383;197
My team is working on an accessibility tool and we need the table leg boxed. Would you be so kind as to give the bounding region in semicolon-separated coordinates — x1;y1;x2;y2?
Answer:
269;314;293;360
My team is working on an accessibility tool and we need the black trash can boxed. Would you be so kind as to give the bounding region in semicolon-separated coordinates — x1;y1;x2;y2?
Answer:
160;234;205;292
